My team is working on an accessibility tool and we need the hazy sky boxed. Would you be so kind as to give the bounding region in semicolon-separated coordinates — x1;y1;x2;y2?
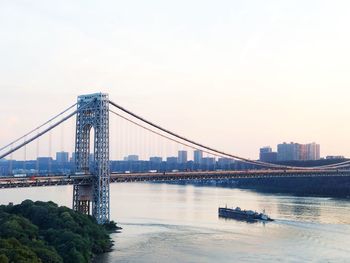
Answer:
1;0;350;159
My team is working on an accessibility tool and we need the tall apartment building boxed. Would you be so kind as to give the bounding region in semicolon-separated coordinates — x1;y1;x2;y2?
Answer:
277;142;320;161
178;150;188;164
306;142;320;160
193;150;203;164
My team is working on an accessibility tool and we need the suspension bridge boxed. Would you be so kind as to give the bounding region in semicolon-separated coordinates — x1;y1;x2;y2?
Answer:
1;93;349;224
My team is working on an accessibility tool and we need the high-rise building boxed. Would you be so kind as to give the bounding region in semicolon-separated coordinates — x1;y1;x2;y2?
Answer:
277;142;300;161
306;143;320;160
193;150;203;164
56;151;69;163
299;144;308;161
277;142;320;161
178;150;188;164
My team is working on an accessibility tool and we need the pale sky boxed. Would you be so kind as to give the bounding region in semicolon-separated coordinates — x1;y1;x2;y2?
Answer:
1;0;350;160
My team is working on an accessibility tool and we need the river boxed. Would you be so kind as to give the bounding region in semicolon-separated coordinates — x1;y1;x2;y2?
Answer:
1;183;350;262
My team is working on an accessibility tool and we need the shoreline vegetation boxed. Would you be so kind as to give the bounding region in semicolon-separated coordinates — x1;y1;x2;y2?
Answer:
0;200;121;263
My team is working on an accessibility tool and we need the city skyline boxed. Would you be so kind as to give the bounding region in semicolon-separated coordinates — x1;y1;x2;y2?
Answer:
1;1;350;160
4;143;345;164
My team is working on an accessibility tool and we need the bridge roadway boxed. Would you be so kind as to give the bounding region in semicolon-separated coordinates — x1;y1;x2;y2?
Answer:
0;169;350;189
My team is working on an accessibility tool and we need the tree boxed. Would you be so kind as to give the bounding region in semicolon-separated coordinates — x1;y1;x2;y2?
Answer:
0;254;9;263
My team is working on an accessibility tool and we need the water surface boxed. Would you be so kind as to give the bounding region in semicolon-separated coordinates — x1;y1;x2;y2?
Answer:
1;183;350;262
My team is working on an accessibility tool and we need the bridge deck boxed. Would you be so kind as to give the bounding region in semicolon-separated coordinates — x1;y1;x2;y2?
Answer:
0;170;349;189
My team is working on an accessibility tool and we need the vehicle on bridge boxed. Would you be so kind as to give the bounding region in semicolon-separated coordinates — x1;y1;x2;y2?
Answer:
13;174;27;178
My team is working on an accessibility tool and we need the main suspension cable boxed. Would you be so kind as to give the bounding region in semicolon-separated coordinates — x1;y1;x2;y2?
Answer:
0;103;77;152
109;100;349;170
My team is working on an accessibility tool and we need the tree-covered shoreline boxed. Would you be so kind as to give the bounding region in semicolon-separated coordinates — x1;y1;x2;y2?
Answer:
0;200;120;263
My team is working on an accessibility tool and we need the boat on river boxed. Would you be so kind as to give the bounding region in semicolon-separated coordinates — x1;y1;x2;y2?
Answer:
218;206;273;222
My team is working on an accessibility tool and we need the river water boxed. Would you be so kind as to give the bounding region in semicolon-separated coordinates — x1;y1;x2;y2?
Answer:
1;183;350;262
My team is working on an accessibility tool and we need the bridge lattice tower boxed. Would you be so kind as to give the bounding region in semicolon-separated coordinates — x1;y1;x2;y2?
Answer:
73;93;110;224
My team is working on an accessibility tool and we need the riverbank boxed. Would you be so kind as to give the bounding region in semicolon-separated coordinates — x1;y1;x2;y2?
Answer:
0;200;120;263
163;176;350;198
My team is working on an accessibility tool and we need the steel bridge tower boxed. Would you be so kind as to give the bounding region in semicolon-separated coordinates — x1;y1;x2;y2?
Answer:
73;93;110;224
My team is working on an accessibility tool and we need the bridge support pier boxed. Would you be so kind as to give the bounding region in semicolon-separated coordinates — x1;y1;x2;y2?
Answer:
73;185;92;215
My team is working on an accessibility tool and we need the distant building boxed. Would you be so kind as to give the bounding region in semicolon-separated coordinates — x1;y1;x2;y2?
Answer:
277;142;300;161
202;157;216;166
37;157;53;163
218;158;234;169
56;151;69;163
178;151;187;164
124;155;139;161
70;152;76;163
306;142;320;160
326;155;345;160
259;147;277;163
150;157;162;163
37;157;53;172
166;157;178;164
260;146;272;154
277;142;320;161
299;144;308;160
193;150;203;164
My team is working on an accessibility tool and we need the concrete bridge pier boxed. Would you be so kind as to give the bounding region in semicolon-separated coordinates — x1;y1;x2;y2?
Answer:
73;185;92;215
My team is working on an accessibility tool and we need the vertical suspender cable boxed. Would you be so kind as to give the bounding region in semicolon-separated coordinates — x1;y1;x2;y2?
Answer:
48;128;52;175
23;137;26;174
36;131;39;175
9;144;13;175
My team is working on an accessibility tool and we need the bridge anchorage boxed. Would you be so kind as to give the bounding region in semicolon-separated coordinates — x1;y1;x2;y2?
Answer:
73;93;110;224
